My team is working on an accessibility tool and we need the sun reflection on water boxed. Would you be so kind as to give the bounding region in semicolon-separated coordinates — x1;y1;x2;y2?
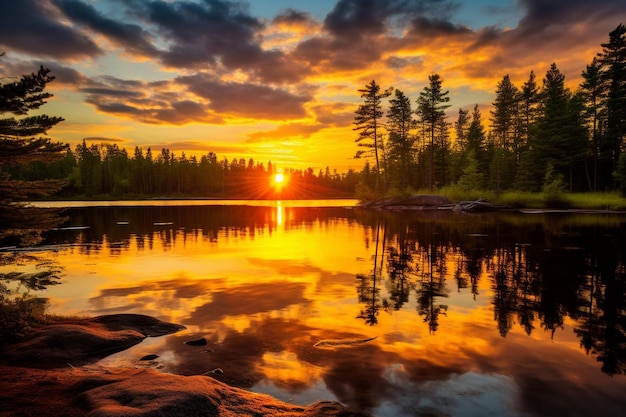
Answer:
7;204;626;417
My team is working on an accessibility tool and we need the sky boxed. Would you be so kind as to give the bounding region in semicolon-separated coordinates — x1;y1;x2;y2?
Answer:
0;0;624;172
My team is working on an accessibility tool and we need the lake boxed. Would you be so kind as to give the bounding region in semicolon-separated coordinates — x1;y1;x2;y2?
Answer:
7;200;626;417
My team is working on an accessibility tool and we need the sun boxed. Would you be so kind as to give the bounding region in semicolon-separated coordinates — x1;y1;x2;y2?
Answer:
274;173;285;184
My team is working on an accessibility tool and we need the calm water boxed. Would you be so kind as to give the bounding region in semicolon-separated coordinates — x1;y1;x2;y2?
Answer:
7;200;626;417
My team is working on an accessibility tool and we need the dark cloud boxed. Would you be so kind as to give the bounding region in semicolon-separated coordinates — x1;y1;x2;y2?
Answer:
324;0;459;39
293;36;384;72
324;0;388;38
179;74;311;120
272;8;316;26
406;16;473;38
0;0;100;59
385;55;425;70
121;0;308;84
80;76;220;125
52;0;157;56
455;0;626;80
516;0;624;36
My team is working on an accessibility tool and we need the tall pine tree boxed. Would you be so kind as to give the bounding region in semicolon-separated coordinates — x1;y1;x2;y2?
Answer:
354;80;391;194
416;74;450;190
598;24;626;186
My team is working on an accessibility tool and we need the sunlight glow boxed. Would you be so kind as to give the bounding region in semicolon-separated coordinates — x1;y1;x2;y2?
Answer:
274;173;285;183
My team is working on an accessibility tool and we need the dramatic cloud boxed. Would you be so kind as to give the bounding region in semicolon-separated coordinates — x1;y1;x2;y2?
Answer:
1;0;624;170
79;75;220;125
179;74;312;120
0;0;101;59
52;0;157;57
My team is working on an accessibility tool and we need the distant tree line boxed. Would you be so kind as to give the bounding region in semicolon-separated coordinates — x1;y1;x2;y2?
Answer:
7;140;359;199
355;24;626;196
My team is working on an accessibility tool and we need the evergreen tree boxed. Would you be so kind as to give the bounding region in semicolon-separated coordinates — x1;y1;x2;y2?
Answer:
466;104;487;157
580;57;607;191
354;80;391;193
490;75;520;192
491;74;520;152
0;64;66;245
454;108;470;150
520;70;540;145
598;24;626;186
534;63;589;191
386;88;415;190
416;73;451;190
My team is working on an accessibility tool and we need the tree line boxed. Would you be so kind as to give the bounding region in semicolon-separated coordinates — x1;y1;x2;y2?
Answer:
9;140;359;199
355;24;626;196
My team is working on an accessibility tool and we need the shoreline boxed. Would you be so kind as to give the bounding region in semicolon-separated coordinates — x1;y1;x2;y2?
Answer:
0;314;371;417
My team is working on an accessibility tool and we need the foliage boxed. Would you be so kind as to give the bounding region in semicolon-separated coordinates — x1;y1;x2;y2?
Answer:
615;152;626;196
0;253;62;342
542;163;569;208
457;150;486;191
0;64;67;246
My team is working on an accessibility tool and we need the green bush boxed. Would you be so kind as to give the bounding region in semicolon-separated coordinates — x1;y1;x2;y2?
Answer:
0;295;49;342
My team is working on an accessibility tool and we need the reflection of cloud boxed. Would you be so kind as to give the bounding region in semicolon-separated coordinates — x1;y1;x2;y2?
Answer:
186;281;308;324
375;368;525;417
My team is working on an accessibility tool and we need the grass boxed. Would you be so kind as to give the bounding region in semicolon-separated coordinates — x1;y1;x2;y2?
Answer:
435;186;626;210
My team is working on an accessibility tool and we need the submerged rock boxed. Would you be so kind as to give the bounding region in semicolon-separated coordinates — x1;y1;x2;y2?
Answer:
184;337;207;346
2;314;185;367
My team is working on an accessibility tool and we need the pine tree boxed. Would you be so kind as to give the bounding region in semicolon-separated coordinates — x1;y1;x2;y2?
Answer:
490;75;520;192
598;23;626;186
0;64;66;245
534;63;588;191
386;88;415;190
354;80;391;194
416;74;450;190
455;108;470;150
580;57;607;191
520;70;540;145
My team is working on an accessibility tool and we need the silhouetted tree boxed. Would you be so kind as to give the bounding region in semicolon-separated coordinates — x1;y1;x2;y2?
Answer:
598;23;626;185
354;80;391;194
0;64;66;245
416;74;450;190
386;88;415;190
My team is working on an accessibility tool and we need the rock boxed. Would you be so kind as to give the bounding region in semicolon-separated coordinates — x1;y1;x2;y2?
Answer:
71;368;372;417
360;194;452;209
2;314;185;367
138;354;159;361
184;337;207;346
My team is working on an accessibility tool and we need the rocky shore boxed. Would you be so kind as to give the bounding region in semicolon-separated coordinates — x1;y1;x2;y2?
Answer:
0;314;370;417
359;194;507;212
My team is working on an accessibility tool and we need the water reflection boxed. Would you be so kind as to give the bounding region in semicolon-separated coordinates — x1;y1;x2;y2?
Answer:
6;204;626;416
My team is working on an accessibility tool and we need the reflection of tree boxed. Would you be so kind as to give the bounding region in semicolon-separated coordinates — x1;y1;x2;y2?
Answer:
492;247;519;337
356;221;385;325
416;242;448;333
384;224;415;311
0;252;62;341
574;235;626;375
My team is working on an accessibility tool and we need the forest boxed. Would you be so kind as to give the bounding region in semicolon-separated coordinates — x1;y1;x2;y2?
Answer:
355;23;626;197
1;24;626;201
